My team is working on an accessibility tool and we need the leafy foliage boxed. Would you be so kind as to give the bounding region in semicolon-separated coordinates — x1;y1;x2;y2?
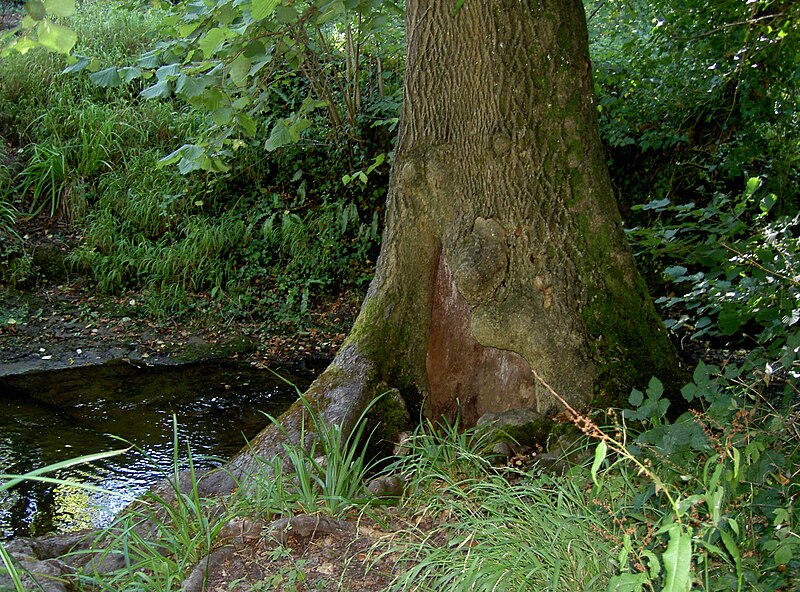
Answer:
589;0;799;214
626;179;800;375
1;0;396;325
593;368;800;592
1;0;78;56
71;0;405;173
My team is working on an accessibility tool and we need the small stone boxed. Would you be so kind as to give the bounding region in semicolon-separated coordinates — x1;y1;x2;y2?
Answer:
491;441;514;458
367;475;404;498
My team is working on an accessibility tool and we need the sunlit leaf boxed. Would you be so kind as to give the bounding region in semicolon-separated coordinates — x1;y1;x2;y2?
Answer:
229;54;251;87
250;0;280;21
199;27;228;57
661;523;692;592
37;20;77;54
43;0;75;17
591;440;607;490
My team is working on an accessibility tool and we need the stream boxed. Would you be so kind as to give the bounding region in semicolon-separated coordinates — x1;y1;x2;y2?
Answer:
0;359;321;540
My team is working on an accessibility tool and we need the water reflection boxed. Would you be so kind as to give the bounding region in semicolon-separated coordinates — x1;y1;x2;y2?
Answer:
0;359;320;539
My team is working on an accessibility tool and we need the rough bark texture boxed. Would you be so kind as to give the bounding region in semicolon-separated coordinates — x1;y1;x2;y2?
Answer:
223;0;683;480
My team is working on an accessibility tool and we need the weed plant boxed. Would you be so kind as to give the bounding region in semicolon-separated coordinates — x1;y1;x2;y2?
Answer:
531;366;799;592
248;387;382;520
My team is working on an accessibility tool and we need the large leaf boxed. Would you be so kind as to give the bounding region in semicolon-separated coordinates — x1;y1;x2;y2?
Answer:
89;66;122;88
25;0;46;20
117;66;142;84
43;0;75;17
661;523;692;592
229;54;251;87
199;27;228;57
141;79;171;99
175;74;207;98
36;20;77;54
250;0;280;21
265;119;291;151
606;572;647;592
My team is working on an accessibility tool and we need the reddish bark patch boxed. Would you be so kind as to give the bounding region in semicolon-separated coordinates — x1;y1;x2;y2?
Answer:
425;252;538;425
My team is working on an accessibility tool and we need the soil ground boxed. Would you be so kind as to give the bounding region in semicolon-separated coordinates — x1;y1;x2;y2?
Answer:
0;218;359;376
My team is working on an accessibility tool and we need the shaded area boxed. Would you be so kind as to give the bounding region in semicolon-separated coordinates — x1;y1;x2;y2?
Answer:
0;358;325;539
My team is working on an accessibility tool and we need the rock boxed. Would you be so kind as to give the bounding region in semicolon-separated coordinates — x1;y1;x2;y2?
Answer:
269;514;353;547
476;407;553;447
30;530;96;559
181;546;236;592
0;557;76;592
216;517;265;546
367;474;404;498
491;441;514;459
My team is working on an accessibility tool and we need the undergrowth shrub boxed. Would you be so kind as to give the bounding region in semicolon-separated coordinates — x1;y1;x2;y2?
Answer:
578;367;799;592
589;0;799;215
626;177;800;392
1;0;389;324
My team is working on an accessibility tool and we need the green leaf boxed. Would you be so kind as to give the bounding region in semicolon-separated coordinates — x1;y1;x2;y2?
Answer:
36;20;77;54
662;523;692;592
175;74;207;98
250;0;280;21
288;117;311;141
774;541;795;565
43;0;75;17
211;106;233;126
198;27;228;58
717;305;743;335
629;388;644;407
141;79;171;99
745;176;762;196
117;66;142;84
646;376;664;399
275;4;297;23
155;63;181;81
229;54;251;87
265;120;291;151
236;113;258;137
89;66;122;88
62;55;91;74
316;0;344;24
25;0;46;20
591;440;607;489
606;572;647;592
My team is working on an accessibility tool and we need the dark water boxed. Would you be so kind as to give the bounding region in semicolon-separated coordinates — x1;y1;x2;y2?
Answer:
0;359;322;540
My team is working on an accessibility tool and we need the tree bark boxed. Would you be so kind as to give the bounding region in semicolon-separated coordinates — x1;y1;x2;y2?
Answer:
218;0;684;488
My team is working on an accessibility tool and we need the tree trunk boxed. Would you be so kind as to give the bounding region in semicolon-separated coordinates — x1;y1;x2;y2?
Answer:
218;0;683;489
